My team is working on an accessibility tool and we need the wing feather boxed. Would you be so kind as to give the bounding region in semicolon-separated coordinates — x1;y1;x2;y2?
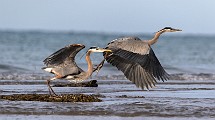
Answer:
105;37;169;86
106;54;157;90
43;44;85;67
109;48;169;81
42;44;85;77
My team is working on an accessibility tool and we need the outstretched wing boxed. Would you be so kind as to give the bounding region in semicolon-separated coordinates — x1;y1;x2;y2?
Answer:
106;54;157;89
106;37;169;83
43;44;85;67
112;48;169;81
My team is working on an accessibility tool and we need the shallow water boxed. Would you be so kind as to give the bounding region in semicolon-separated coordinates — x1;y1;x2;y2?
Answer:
0;77;215;119
1;115;214;120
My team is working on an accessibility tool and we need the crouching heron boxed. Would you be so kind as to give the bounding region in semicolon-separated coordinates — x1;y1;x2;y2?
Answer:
42;44;112;96
95;27;182;90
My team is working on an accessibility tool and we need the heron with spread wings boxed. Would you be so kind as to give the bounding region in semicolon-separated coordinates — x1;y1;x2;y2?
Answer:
95;27;182;90
42;44;112;96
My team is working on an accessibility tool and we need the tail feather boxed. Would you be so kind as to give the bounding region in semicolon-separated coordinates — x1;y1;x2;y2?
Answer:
42;67;53;73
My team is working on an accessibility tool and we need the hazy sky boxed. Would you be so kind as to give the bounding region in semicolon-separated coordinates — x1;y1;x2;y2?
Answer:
0;0;214;34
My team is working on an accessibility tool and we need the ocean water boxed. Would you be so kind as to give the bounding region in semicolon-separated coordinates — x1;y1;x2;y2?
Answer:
0;30;215;79
1;31;215;119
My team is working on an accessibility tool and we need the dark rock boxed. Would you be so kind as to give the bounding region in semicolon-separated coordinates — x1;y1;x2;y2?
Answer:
53;80;98;87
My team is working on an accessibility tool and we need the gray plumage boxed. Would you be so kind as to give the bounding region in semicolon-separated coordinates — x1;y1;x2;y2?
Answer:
101;27;181;90
42;44;113;96
43;44;85;77
105;37;169;90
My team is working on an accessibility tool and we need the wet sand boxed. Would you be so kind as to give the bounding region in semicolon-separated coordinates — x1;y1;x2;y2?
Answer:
0;78;215;119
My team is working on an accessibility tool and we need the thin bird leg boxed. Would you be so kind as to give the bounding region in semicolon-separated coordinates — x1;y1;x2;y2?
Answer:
47;79;52;95
93;58;105;73
47;77;58;96
47;74;62;96
93;52;110;73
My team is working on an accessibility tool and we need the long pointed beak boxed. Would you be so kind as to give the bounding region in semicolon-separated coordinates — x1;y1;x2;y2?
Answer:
89;47;112;53
173;28;182;32
98;48;112;52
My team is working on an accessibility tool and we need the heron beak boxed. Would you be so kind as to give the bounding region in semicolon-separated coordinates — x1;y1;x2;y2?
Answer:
89;47;112;53
173;28;182;32
98;48;112;52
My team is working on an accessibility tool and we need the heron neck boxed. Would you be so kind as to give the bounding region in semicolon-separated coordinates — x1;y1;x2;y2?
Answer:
85;51;93;77
147;31;165;45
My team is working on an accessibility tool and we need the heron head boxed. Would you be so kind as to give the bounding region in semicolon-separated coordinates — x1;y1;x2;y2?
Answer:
159;27;182;32
88;47;112;53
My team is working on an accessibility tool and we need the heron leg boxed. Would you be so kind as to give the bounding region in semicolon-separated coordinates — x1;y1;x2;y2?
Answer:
93;53;109;73
93;58;105;73
47;74;62;96
47;78;58;96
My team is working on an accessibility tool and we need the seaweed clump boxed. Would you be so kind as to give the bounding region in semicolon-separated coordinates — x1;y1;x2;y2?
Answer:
0;94;102;102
